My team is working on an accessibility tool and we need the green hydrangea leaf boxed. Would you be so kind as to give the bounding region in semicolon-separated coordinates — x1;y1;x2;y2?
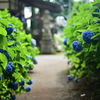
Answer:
0;19;8;26
0;27;7;36
8;40;15;46
7;47;15;60
0;35;7;50
0;67;2;75
0;53;7;69
12;72;23;82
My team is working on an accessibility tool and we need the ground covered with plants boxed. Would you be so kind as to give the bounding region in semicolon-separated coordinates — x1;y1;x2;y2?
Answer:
62;0;100;100
0;9;39;100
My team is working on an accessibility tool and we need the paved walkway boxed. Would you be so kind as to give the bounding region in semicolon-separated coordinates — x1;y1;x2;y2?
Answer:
17;53;80;100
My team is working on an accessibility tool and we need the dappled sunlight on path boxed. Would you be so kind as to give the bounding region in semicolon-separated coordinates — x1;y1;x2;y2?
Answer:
17;53;80;100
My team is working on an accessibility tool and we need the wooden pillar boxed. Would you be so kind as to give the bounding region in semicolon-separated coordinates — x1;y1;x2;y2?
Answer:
31;7;35;35
9;0;11;10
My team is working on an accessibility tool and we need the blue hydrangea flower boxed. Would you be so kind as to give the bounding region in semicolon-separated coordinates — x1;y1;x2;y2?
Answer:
73;78;78;83
5;53;10;60
8;61;12;65
12;42;16;46
6;27;14;35
8;61;15;69
8;40;16;46
0;49;4;53
8;24;13;26
8;82;18;89
19;80;25;86
82;31;94;43
29;68;33;70
92;8;100;17
62;38;68;45
96;19;100;23
31;39;37;47
33;57;38;64
28;56;33;59
11;95;16;100
97;21;100;23
8;61;13;66
4;64;12;73
70;24;74;26
25;86;32;92
72;41;83;52
0;76;2;80
27;80;33;85
67;75;73;81
8;39;11;41
1;99;6;100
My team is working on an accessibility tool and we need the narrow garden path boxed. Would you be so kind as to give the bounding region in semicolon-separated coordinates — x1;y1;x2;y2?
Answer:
17;53;81;100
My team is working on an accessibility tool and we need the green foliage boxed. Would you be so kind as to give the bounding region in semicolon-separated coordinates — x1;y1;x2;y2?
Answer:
63;0;100;81
0;9;40;100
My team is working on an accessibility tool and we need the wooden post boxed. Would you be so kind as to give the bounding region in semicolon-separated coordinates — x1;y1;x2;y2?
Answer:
68;0;71;18
31;7;35;35
9;0;11;10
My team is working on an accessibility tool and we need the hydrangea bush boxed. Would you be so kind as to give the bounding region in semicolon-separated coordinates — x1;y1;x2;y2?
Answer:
63;0;100;84
0;9;40;100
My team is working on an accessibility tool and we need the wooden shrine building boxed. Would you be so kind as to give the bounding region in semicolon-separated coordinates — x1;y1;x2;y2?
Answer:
0;0;62;51
0;0;62;15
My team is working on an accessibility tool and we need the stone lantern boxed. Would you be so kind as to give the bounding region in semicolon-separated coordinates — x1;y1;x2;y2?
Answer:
40;10;55;54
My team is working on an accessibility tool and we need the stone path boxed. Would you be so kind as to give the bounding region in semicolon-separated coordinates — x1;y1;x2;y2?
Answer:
17;53;80;100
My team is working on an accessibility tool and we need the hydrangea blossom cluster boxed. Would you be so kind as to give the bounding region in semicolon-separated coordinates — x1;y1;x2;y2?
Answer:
6;27;14;35
28;56;33;59
73;78;78;83
82;31;94;43
92;8;100;17
67;75;78;83
19;79;33;92
72;41;83;52
0;49;4;53
4;64;12;73
4;53;10;60
11;95;16;100
70;24;74;26
8;24;13;26
8;82;18;89
0;49;12;61
19;80;25;86
0;48;11;60
33;57;38;64
4;61;14;73
25;86;32;92
67;75;73;81
96;19;100;23
8;62;13;65
29;68;34;70
62;38;68;46
27;80;33;85
31;38;37;47
12;42;16;46
28;56;38;64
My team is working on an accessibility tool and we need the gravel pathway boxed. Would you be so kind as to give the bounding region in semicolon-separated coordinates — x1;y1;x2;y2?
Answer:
17;53;80;100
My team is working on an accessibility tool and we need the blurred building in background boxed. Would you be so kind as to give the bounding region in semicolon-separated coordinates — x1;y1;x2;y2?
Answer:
0;0;62;53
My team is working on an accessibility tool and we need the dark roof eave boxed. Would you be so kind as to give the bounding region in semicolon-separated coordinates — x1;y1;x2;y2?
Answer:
21;0;62;13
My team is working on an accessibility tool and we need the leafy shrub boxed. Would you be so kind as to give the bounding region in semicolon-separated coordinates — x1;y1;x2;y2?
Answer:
63;0;100;83
0;9;40;100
